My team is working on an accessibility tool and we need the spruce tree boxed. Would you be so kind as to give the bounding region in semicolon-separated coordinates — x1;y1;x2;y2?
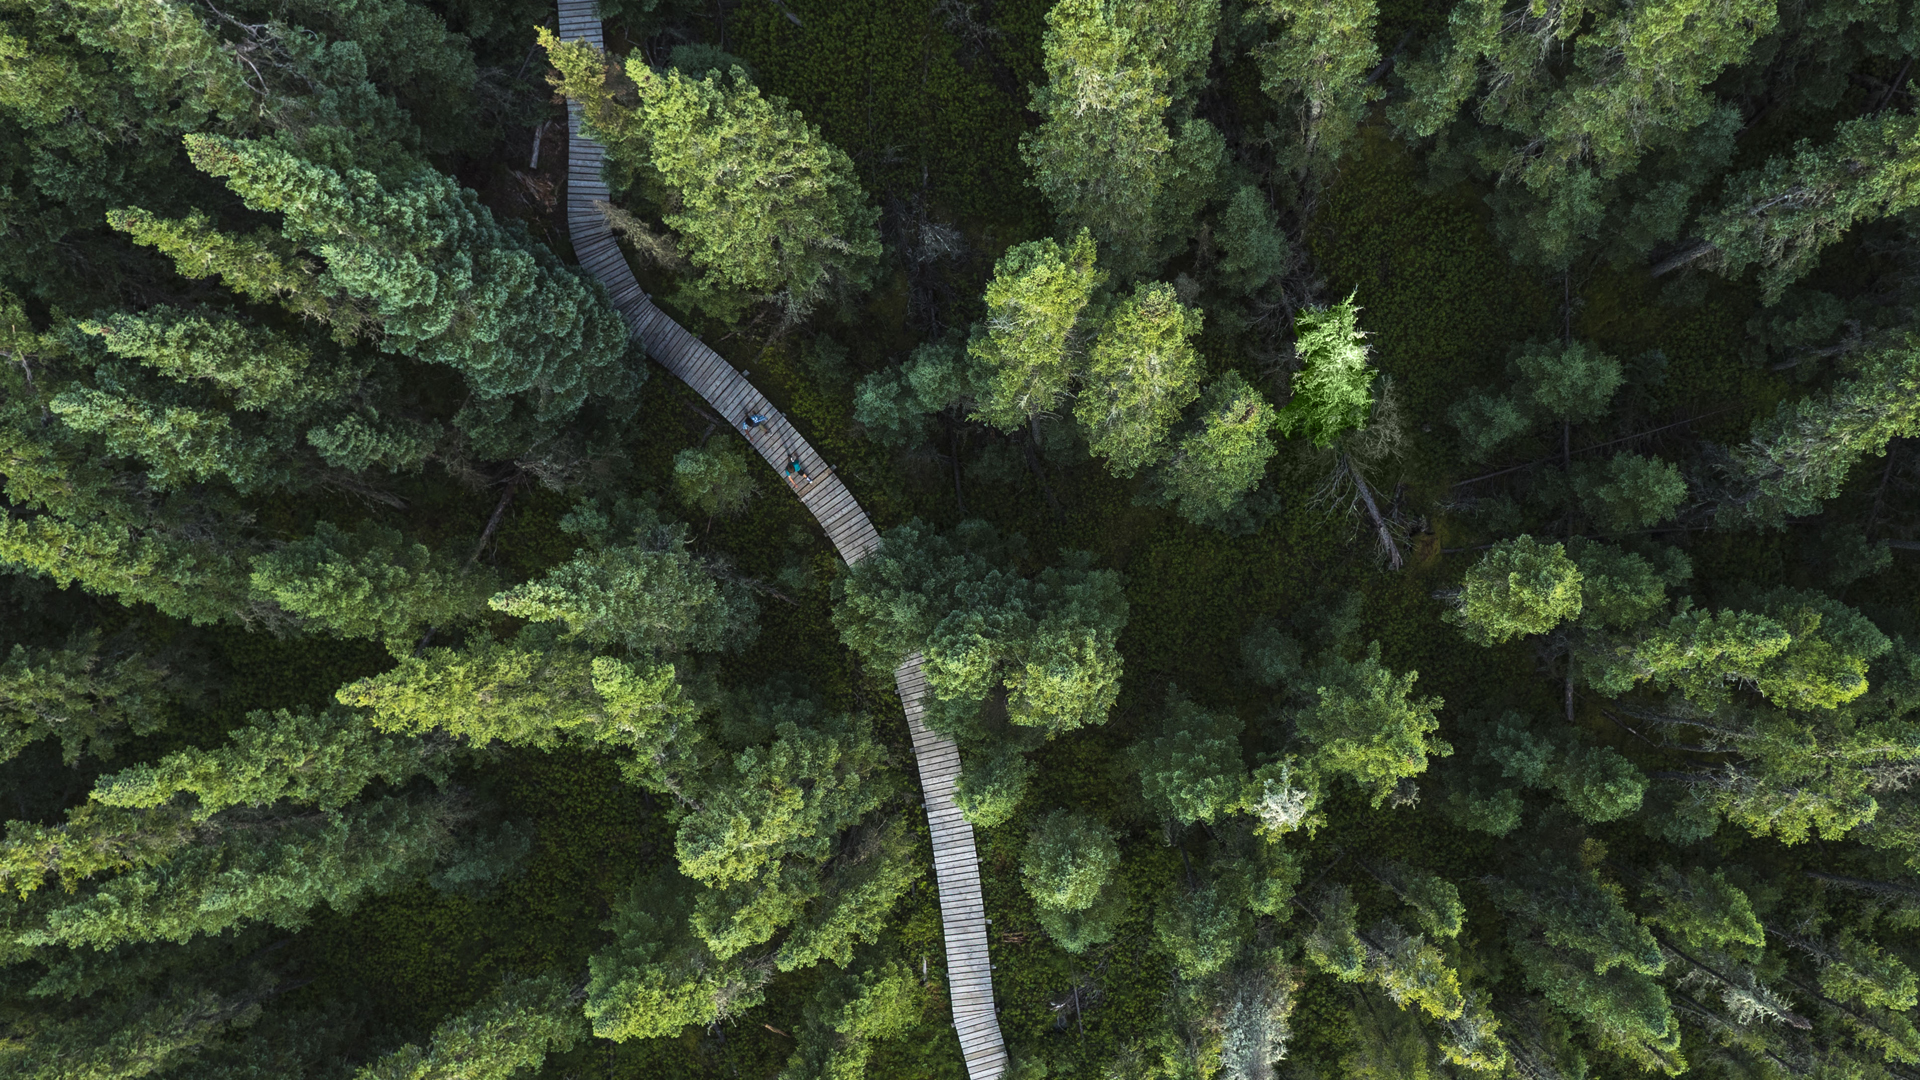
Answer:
174;134;636;454
967;230;1103;435
351;973;585;1080
1021;809;1128;952
1020;0;1224;277
541;32;881;322
1714;339;1920;527
1075;281;1205;477
1248;0;1382;189
1149;373;1281;529
1682;108;1920;301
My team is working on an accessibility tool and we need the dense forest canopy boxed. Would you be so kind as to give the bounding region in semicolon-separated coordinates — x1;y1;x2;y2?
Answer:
2;0;1920;1077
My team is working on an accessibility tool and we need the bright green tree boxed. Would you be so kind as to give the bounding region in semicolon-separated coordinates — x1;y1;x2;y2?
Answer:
488;500;755;656
1277;297;1375;448
1290;643;1450;806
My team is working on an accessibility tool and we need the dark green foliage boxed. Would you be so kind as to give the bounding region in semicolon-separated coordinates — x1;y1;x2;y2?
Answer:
7;0;1920;1078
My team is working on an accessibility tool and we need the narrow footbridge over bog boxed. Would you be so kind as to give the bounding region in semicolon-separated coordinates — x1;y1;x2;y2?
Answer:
552;8;1008;1074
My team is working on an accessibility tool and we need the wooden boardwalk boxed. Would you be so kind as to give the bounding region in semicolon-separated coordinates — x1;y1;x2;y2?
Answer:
553;10;1008;1076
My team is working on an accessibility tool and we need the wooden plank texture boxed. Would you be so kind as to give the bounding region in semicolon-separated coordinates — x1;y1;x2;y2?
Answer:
555;7;1006;1075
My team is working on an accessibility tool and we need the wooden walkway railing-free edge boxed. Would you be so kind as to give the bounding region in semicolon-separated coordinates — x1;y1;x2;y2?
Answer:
551;9;1009;1077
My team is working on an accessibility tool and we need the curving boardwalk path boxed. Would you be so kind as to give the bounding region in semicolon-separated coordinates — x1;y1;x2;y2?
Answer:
552;8;1008;1076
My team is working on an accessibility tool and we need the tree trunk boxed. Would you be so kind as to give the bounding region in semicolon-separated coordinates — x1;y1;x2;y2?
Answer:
1023;430;1065;521
1650;239;1717;277
1347;455;1403;569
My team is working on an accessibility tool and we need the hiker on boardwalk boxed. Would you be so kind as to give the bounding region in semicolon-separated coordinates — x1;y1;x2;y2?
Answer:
741;412;768;433
785;457;811;486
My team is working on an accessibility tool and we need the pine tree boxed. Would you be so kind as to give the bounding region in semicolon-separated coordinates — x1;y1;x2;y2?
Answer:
1213;186;1293;295
1021;0;1224;278
1150;373;1281;529
1574;452;1690;531
584;868;772;1041
1714;338;1920;527
352;973;584;1080
1130;690;1249;826
1392;0;1775;268
1075;281;1204;476
777;960;924;1080
674;714;906;966
1491;857;1683;1074
540;33;881;323
0;630;183;765
249;521;495;655
673;443;758;517
967;230;1103;435
1681;108;1920;301
488;501;754;656
89;704;451;820
1290;643;1449;806
339;631;701;791
1;979;272;1080
1247;0;1382;189
1022;809;1128;952
1442;535;1584;645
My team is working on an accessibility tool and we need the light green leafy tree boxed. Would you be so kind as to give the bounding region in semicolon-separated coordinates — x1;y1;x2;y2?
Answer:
1277;296;1375;448
488;500;755;656
777;960;924;1080
337;629;703;793
1290;643;1450;806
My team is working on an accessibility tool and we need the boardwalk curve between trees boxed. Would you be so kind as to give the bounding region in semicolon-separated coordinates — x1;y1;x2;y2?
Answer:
552;9;1008;1075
